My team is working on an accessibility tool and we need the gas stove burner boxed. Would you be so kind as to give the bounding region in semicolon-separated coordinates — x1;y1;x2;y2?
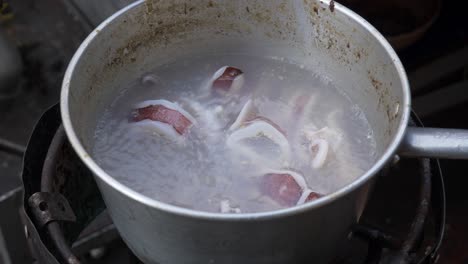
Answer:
20;105;445;264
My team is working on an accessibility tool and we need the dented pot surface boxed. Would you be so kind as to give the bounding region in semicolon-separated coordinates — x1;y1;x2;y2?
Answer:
61;0;411;263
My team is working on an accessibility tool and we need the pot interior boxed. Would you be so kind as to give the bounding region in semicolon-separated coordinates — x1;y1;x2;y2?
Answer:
63;0;408;201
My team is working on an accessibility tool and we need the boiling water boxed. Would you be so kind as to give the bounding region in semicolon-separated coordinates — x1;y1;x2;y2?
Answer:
92;54;377;213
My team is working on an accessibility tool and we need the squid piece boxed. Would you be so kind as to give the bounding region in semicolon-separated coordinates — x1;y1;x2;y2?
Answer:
309;138;329;169
226;118;291;163
229;99;256;131
208;66;245;93
220;199;242;214
260;170;308;207
131;99;196;141
303;126;342;169
296;189;322;205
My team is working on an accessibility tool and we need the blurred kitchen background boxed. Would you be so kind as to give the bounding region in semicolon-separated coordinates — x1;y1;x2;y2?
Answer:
0;0;467;263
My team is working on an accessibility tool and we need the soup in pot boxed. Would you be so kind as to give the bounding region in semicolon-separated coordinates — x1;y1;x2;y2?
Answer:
92;53;377;213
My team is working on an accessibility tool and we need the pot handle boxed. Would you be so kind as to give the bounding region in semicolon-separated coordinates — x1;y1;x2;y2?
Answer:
399;127;468;159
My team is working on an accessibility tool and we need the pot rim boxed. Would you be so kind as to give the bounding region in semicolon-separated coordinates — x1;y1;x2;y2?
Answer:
60;0;410;221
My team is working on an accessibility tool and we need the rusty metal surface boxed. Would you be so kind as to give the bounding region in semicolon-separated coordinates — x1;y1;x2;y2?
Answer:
21;207;62;264
22;104;106;243
28;192;77;228
21;105;105;263
47;129;106;243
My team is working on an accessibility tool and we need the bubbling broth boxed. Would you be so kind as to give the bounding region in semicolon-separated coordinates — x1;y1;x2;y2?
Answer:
92;53;377;213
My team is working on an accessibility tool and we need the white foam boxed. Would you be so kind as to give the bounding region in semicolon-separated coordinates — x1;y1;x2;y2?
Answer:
310;138;329;169
220;199;242;214
229;98;256;131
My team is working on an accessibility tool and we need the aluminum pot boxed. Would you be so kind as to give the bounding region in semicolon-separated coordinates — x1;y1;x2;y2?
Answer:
60;0;468;263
